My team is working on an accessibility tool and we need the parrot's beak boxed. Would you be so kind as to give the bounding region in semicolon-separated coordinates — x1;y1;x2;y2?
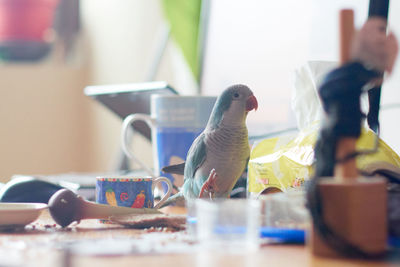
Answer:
246;94;258;111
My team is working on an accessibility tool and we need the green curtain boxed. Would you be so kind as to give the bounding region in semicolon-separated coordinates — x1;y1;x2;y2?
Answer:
161;0;202;83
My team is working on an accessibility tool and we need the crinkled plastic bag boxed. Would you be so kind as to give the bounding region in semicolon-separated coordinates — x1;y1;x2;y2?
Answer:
291;61;336;130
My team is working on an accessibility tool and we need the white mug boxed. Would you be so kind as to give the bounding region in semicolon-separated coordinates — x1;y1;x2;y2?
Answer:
121;95;216;191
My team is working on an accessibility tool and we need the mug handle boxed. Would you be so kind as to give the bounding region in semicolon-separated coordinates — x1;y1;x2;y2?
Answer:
152;176;173;209
121;113;156;177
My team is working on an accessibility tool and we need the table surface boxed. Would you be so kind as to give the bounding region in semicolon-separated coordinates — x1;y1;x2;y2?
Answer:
0;207;399;267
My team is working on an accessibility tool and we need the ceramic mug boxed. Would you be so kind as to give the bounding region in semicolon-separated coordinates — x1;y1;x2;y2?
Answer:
121;95;216;190
96;176;172;209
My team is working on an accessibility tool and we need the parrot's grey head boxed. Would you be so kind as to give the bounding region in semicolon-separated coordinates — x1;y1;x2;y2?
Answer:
207;84;258;129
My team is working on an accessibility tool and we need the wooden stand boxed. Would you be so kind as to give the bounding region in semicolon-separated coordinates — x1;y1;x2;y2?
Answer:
310;10;388;258
310;177;387;257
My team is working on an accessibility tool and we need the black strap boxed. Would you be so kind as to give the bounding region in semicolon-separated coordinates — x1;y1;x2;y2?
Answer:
367;0;389;133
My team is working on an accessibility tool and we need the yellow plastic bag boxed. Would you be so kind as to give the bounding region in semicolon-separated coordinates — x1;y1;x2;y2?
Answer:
248;123;400;196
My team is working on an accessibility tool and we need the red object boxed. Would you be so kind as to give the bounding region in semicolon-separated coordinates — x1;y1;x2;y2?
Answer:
246;94;258;111
131;192;146;208
0;0;59;42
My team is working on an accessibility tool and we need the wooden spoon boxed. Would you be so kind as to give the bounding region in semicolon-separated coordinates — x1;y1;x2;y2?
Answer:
48;189;161;227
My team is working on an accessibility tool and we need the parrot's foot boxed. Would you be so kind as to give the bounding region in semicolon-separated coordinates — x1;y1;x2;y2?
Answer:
199;169;218;199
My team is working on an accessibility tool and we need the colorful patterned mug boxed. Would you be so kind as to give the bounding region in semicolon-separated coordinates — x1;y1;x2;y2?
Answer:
96;176;172;209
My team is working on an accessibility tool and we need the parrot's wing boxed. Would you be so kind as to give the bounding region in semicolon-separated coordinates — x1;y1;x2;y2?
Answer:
161;163;185;175
184;133;207;182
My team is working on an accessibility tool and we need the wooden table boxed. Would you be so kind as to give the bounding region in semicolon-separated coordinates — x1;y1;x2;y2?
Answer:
0;208;398;267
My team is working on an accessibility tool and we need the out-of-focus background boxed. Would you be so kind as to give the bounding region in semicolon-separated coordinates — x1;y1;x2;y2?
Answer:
1;0;400;183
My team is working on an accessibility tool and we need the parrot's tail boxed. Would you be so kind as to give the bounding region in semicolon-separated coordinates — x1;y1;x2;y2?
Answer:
161;163;185;175
158;191;185;208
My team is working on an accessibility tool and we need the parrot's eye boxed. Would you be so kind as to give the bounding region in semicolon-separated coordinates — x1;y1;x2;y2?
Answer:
233;92;240;98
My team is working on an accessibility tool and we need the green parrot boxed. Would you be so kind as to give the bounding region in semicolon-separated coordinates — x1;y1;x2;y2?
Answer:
161;84;258;206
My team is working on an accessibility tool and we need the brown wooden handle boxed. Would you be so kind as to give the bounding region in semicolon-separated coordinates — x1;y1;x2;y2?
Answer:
340;9;355;64
335;9;358;179
335;138;358;179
